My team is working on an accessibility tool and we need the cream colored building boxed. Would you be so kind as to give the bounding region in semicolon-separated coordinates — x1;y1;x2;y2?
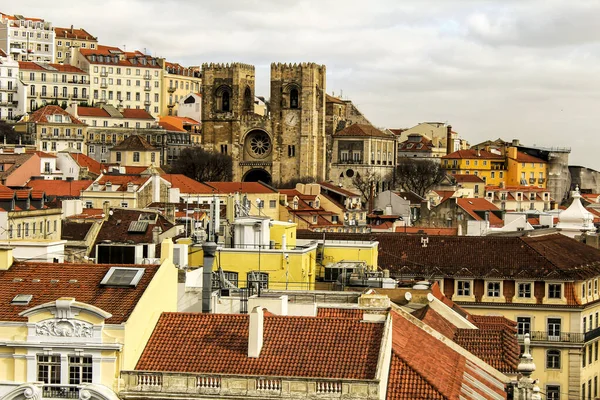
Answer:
159;60;201;117
0;239;177;399
54;26;97;64
109;135;160;167
69;45;162;116
18;62;89;112
0;13;55;62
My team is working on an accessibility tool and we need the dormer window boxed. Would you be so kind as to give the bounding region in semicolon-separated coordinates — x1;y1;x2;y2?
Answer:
11;294;33;305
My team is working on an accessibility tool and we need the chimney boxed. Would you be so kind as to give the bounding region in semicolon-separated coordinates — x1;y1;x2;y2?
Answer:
0;246;14;270
202;241;217;313
446;125;453;155
152;226;162;244
69;102;78;117
281;234;287;251
248;306;264;358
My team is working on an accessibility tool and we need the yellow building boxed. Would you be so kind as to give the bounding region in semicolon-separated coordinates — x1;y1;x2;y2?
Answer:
159;60;201;117
109;135;160;167
15;105;88;154
506;147;548;188
0;239;178;398
442;147;548;189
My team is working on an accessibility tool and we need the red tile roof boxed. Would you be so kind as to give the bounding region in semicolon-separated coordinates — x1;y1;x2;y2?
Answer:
121;109;155;120
453;174;485;183
26;106;84;124
76;107;111;118
432;190;456;203
442;149;504;160
388;128;407;136
512;151;545;164
161;174;214;194
26;180;92;197
80;45;161;69
18;62;86;74
93;174;150;191
206;181;277;194
157;121;186;132
135;312;384;379
69;153;102;176
333;124;393;139
54;27;96;40
0;262;160;324
318;181;359;198
317;307;364;319
111;135;157;151
395;227;458;235
456;198;503;226
297;231;600;281
388;310;507;400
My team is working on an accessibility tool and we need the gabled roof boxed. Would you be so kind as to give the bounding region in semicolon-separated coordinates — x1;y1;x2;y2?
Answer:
319;181;360;198
26;179;92;198
511;151;545;164
161;174;214;194
442;149;504;160
0;262;160;324
135;312;384;380
110;135;157;151
453;174;485;184
94;209;173;247
388;309;507;400
333;124;392;139
455;198;503;226
121;109;155;120
54;26;96;40
61;221;94;241
0;153;35;182
91;174;150;192
69;152;102;176
157;121;186;132
25;106;84;124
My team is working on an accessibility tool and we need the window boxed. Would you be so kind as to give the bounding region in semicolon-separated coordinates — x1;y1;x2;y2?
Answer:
518;282;532;298
101;267;145;287
583;283;587;299
116;152;121;162
595;341;598;361
596;279;599;295
583;347;587;367
247;271;268;290
517;317;531;335
548;283;562;299
595;376;598;398
151;153;155;163
548;318;561;340
89;145;95;154
288;145;296;157
133;152;140;162
584;317;587;332
486;281;500;297
546;385;560;400
457;280;471;296
589;281;593;297
269;200;276;208
37;355;61;384
546;349;560;369
69;356;92;384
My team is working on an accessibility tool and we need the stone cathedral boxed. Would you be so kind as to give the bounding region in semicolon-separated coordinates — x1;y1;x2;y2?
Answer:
200;62;327;185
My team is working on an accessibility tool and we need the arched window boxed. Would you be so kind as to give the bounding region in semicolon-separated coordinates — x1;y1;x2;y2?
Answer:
244;87;252;112
546;349;560;369
290;88;299;109
221;90;230;112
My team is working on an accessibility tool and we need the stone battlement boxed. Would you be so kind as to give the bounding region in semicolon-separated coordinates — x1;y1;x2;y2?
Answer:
201;62;255;71
271;62;324;71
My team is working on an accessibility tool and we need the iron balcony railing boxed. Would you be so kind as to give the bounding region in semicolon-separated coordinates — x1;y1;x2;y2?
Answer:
524;331;584;343
42;384;80;398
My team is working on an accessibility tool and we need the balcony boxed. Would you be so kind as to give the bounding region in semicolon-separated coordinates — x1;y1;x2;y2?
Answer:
585;326;600;342
100;83;108;89
100;71;108;77
42;384;80;398
144;100;151;106
0;101;17;107
143;74;151;80
167;86;176;93
529;178;536;184
144;86;151;91
524;331;584;344
538;178;545;183
120;371;380;399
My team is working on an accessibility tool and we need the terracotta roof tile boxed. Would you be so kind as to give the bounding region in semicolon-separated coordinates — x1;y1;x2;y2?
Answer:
453;174;485;183
25;106;84;125
319;181;359;198
333;124;393;139
0;262;160;324
94;209;173;250
161;174;214;194
61;221;94;241
206;181;277;194
442;149;504;160
512;151;545;163
26;180;92;198
121;109;155;120
110;135;157;151
135;312;384;379
18;62;86;74
76;107;111;118
456;198;503;226
296;231;600;281
395;227;458;235
69;153;102;176
387;351;446;399
316;307;363;319
54;27;96;40
157;121;186;132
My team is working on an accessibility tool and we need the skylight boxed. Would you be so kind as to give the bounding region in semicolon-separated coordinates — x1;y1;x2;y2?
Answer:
11;294;33;305
128;220;149;233
100;267;145;287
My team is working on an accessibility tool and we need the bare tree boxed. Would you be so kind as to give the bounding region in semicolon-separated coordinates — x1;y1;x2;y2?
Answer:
394;159;447;197
166;147;233;182
352;170;379;204
0;121;20;144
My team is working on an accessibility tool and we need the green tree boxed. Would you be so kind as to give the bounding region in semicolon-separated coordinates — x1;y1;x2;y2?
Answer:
167;147;233;182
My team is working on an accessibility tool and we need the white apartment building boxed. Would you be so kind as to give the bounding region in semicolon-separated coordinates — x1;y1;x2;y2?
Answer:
0;49;26;120
18;61;89;112
69;45;162;116
0;12;55;62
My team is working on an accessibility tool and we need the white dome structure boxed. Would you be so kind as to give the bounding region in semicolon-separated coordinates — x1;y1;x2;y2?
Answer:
556;186;596;238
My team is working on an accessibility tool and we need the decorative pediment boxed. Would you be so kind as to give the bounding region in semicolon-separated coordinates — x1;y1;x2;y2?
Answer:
19;297;112;320
36;319;93;338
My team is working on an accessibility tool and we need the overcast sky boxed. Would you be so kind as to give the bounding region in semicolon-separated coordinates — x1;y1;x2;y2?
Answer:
8;1;600;168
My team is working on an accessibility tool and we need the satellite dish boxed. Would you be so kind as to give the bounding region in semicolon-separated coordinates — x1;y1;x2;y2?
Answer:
427;293;434;302
404;292;412;301
101;213;105;218
109;210;114;215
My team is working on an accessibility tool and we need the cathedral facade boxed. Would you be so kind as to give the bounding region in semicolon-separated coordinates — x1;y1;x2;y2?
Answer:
200;62;327;185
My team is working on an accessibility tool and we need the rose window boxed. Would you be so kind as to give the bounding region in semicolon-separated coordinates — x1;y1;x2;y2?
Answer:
248;132;271;157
